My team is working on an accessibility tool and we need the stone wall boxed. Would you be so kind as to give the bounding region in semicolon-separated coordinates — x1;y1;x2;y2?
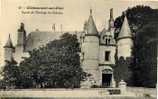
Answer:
0;88;156;98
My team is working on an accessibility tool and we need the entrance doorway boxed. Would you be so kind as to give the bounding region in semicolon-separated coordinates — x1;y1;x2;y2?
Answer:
102;74;112;87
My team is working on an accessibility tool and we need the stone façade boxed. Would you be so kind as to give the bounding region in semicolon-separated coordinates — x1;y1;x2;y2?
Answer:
3;8;133;88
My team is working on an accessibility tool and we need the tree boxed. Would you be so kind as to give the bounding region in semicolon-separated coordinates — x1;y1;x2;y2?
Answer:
114;5;158;87
1;59;20;89
19;33;86;88
114;57;133;86
114;5;155;35
132;22;157;87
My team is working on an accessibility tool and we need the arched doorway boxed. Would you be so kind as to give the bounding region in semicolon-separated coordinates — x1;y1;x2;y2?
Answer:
102;66;113;87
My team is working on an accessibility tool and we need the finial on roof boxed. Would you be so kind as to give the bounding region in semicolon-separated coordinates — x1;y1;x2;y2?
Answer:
90;9;92;15
52;24;56;32
110;8;114;19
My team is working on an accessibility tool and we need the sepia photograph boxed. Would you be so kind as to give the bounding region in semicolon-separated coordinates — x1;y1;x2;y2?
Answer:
0;0;157;98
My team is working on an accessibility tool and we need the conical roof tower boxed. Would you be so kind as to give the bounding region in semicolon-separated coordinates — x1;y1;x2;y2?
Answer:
117;14;133;59
118;15;132;40
4;34;14;48
86;9;98;35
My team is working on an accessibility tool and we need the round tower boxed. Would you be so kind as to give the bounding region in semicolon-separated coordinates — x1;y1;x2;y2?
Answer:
4;34;15;62
81;9;100;87
117;15;133;59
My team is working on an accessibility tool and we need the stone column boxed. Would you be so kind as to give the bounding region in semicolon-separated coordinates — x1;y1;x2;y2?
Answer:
119;80;127;95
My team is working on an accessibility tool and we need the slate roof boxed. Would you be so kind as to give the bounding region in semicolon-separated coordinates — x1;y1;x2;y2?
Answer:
118;16;132;39
86;9;98;35
24;30;82;51
4;34;14;48
25;31;60;51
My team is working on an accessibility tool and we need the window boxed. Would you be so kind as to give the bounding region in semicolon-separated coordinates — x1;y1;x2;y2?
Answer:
82;52;84;61
105;39;108;45
105;51;110;61
108;39;111;44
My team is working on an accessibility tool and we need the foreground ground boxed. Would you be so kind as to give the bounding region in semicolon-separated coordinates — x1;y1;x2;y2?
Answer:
0;87;156;99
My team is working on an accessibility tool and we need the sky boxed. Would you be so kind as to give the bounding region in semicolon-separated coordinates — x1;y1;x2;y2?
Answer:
0;0;158;65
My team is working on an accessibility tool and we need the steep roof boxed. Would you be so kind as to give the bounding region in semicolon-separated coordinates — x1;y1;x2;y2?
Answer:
118;16;132;39
4;34;14;48
25;30;60;51
86;9;98;35
25;30;82;51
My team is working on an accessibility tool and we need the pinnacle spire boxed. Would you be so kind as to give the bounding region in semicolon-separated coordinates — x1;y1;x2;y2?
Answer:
90;9;92;15
110;8;114;20
118;15;132;39
86;9;98;35
108;8;114;30
4;34;14;48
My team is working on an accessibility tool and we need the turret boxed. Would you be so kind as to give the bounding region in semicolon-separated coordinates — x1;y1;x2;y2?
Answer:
81;9;100;87
4;34;15;62
17;23;26;51
117;15;133;59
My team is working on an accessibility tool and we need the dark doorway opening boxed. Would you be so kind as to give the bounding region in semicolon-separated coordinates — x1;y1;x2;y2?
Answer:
102;74;112;87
